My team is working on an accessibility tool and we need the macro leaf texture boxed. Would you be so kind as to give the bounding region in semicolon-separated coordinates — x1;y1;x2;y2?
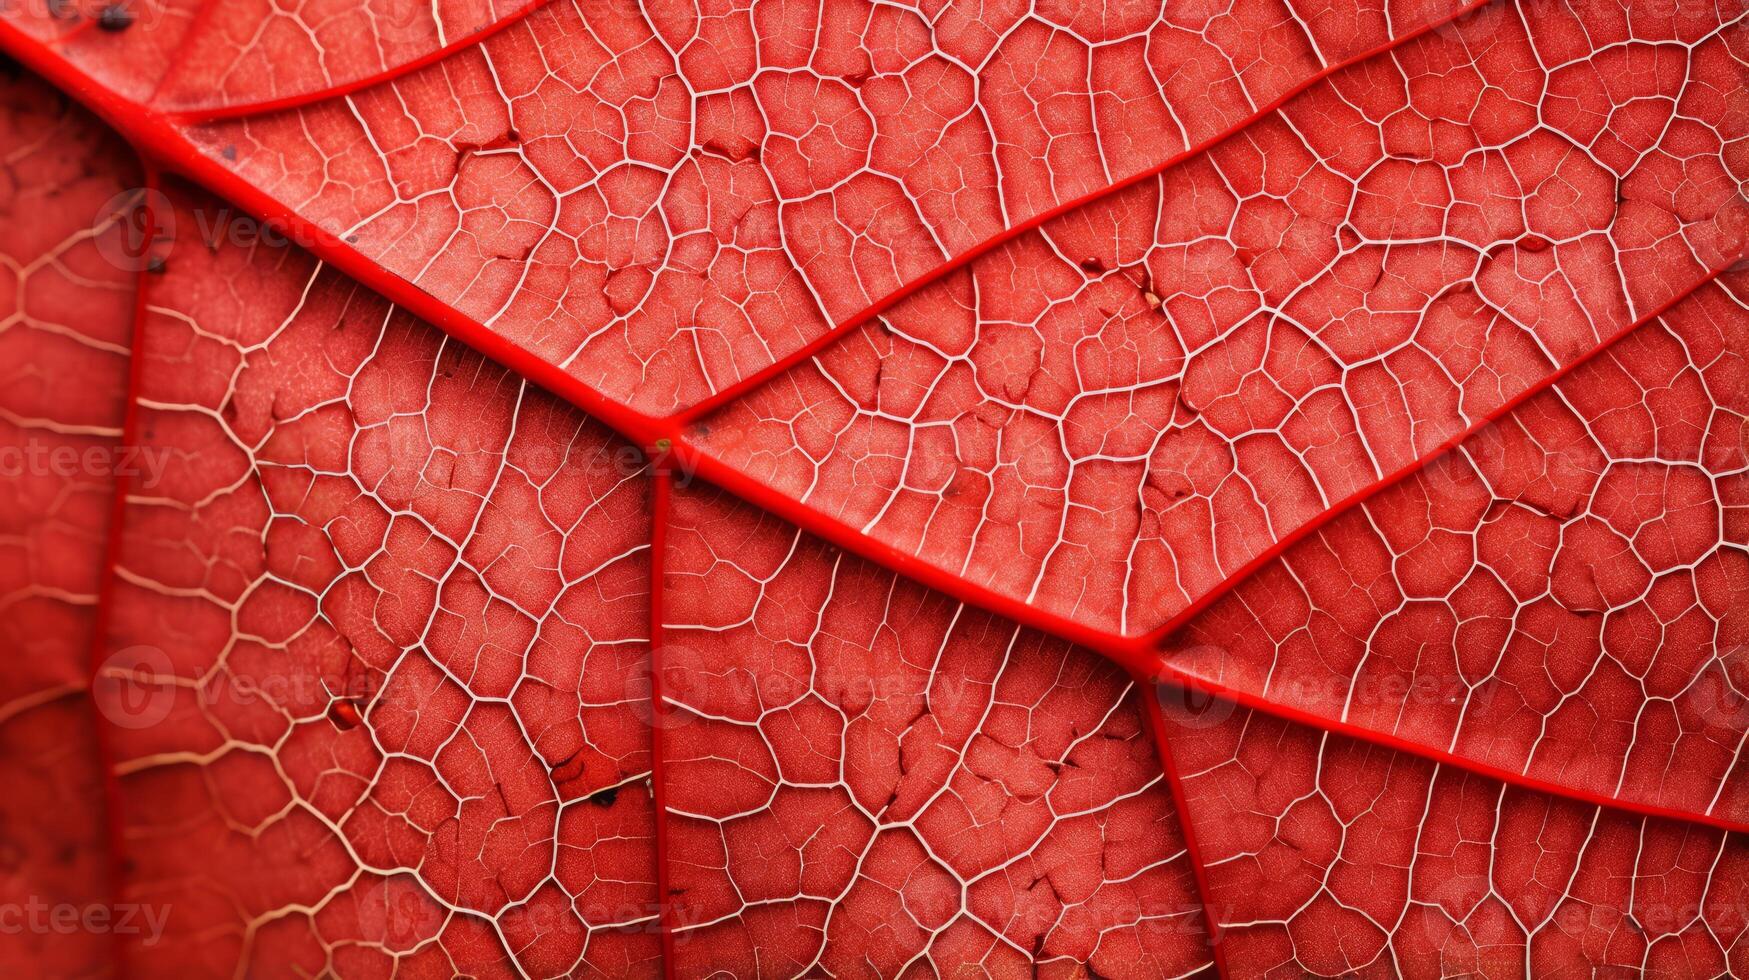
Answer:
0;0;1744;975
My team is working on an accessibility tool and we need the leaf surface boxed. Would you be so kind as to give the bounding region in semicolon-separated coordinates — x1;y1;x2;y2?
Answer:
0;64;138;979
0;0;1746;976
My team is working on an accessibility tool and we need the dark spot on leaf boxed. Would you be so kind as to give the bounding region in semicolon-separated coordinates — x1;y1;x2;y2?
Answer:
222;145;237;161
96;4;134;32
701;139;759;163
146;255;167;274
1149;468;1195;502
457;132;524;154
587;786;619;808
549;752;585;784
874;787;901;817
327;699;362;730
1079;256;1105;273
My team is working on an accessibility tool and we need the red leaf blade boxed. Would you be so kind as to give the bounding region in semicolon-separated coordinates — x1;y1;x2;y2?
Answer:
0;63;140;979
1159;699;1749;977
659;482;1214;976
1164;271;1749;825
100;178;661;974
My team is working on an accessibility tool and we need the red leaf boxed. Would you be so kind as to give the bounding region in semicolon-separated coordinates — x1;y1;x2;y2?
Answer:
0;64;139;979
1158;701;1749;976
658;483;1209;976
99;178;660;974
0;0;1744;976
1165;273;1749;825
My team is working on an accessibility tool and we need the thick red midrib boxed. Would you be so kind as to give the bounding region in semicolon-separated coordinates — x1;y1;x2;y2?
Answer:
1150;657;1749;835
83;161;162;980
1137;257;1743;652
668;0;1498;425
156;0;557;121
663;261;1746;682
648;469;678;979
10;5;1749;912
1136;680;1228;980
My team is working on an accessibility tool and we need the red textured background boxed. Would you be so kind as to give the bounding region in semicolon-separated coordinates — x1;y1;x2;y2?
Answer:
0;0;1744;975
